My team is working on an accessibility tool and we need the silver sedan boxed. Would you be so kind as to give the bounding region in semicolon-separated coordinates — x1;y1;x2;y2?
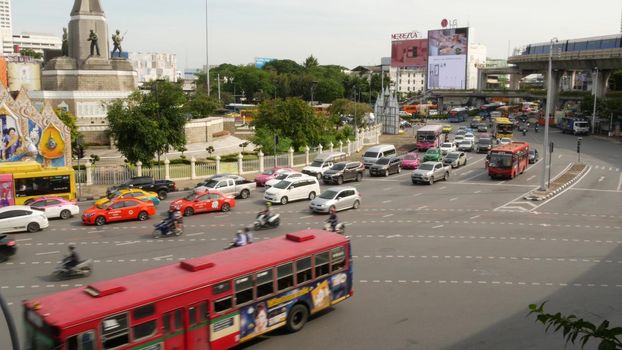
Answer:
309;186;361;213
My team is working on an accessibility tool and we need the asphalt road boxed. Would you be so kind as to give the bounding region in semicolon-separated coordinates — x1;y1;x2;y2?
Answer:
1;125;621;350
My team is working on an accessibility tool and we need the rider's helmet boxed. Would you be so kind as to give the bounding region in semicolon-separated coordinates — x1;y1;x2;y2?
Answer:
68;244;75;250
244;227;250;233
329;206;337;214
265;201;272;208
236;229;243;236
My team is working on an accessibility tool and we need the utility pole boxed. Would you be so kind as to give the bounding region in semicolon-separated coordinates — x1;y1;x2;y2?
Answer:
592;67;598;133
205;0;210;96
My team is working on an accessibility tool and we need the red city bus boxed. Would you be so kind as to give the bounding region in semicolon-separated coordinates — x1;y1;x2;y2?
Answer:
488;142;530;179
23;230;353;350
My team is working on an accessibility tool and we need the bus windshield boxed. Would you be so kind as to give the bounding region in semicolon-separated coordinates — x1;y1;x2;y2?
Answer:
417;133;436;142
24;314;58;350
497;124;513;133
489;153;513;168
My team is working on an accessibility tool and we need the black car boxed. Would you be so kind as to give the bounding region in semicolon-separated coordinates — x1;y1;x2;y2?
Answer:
529;149;539;164
107;176;177;199
322;161;365;185
0;234;16;262
369;157;401;177
476;138;493;153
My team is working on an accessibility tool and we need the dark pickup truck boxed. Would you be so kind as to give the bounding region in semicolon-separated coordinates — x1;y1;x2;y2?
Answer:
106;176;177;199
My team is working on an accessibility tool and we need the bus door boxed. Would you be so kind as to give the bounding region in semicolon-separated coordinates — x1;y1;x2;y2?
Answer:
187;301;210;350
162;308;185;349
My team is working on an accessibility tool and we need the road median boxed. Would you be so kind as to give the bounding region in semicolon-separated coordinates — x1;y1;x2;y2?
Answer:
524;163;589;201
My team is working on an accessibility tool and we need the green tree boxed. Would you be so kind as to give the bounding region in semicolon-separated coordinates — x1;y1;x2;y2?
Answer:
185;91;222;119
304;55;319;69
528;302;622;349
107;81;187;165
20;48;42;59
251;127;292;155
55;109;82;158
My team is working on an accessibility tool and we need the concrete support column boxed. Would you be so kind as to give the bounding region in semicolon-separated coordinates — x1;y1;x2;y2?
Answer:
215;155;221;174
136;161;142;177
164;158;171;180
543;70;563;112
258;151;264;173
509;74;522;90
237;153;243;175
85;159;93;186
190;157;197;180
288;147;294;167
304;146;310;165
477;70;486;91
593;70;612;98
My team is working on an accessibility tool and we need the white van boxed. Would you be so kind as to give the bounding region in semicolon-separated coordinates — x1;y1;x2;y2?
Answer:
264;176;321;205
302;152;346;179
362;144;396;168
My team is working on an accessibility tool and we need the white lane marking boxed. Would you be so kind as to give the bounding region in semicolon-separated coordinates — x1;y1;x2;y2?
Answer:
116;241;139;246
153;255;173;260
432;225;444;229
439;186;447;190
36;251;59;256
383;187;393;191
299;215;313;219
87;231;101;234
571;188;620;193
460;170;474;176
527;175;536;181
15;238;32;242
382;214;394;218
617;173;622;192
470;215;480;220
416;206;428;210
558;154;563;159
598;176;605;182
413;193;423;197
382;200;392;204
474;190;481;194
529;166;592;212
449;198;458;201
186;232;206;237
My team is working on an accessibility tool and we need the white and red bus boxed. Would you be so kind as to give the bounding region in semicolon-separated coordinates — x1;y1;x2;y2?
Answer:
415;124;444;151
23;230;353;350
488;142;530;179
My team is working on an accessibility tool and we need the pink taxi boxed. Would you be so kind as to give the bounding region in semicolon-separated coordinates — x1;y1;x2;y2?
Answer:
400;153;421;170
254;167;294;187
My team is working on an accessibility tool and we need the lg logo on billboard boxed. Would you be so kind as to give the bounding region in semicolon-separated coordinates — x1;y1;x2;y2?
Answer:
441;19;459;29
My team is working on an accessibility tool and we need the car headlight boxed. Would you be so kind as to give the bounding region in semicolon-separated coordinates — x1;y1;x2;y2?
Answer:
84;213;95;217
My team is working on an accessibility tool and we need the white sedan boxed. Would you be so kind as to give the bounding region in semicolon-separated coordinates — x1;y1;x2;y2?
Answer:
29;197;80;220
0;205;49;233
464;133;475;143
265;172;308;189
499;138;512;145
440;142;456;155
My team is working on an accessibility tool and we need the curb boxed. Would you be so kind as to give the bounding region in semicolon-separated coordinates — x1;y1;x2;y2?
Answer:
524;164;589;201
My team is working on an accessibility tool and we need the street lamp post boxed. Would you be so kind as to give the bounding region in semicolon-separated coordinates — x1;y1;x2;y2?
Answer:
353;89;358;133
592;67;598;133
205;0;210;96
310;81;318;105
540;38;557;191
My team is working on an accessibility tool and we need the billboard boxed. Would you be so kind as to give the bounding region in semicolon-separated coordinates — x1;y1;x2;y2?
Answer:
8;62;41;91
391;39;427;68
255;57;276;69
427;27;469;90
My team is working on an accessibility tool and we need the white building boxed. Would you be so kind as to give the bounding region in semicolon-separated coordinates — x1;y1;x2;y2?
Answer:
128;52;177;84
0;0;13;54
12;32;61;54
381;57;426;94
467;43;487;90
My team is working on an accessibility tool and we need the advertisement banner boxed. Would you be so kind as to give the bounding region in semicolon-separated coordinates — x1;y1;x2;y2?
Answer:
391;39;427;68
427;27;469;89
8;63;41;91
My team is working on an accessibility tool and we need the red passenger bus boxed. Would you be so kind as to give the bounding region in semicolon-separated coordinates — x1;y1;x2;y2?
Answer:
488;142;530;179
23;230;353;350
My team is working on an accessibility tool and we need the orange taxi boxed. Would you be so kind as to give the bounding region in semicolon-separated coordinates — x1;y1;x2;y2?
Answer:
170;190;236;216
82;198;157;226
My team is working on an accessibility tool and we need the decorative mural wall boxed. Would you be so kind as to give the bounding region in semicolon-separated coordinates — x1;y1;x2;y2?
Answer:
0;85;72;167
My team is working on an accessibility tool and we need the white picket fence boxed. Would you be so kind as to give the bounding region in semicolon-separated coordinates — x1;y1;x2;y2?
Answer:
80;125;382;185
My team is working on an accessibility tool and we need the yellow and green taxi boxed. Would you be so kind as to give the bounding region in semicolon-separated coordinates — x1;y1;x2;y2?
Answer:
95;188;161;207
442;124;453;134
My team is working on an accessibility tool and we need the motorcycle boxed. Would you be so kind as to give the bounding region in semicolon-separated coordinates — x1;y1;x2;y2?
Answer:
522;129;527;136
324;222;346;235
52;258;93;280
153;218;183;238
254;213;280;230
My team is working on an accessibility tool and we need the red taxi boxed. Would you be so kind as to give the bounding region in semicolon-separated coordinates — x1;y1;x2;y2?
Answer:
170;190;236;216
82;198;157;226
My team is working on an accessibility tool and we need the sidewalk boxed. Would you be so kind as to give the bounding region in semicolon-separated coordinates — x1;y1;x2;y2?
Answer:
591;134;622;144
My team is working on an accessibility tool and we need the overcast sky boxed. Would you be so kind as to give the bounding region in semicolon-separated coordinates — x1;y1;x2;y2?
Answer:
12;0;622;70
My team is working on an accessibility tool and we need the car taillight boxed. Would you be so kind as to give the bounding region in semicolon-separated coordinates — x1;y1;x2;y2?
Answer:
7;241;16;246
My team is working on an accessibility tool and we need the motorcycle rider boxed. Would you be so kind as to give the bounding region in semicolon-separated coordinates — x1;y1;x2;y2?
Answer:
233;230;248;247
327;207;339;232
167;205;182;233
244;226;254;244
64;244;80;270
257;202;273;225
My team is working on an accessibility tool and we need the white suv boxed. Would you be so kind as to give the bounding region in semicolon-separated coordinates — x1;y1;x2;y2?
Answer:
264;177;321;205
0;205;49;233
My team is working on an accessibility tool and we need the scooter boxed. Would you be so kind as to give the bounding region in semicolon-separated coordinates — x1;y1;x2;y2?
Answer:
153;218;183;238
254;213;280;230
52;258;93;280
324;222;346;235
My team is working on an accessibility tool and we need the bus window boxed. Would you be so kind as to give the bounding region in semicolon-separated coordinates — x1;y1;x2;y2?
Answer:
296;257;313;284
314;252;330;277
331;247;346;272
174;309;183;330
15;175;71;198
235;275;254;305
277;263;294;291
162;313;171;334
213;297;232;313
132;304;155;320
256;269;274;298
101;313;130;349
132;320;157;342
212;281;231;295
189;306;197;325
67;330;95;350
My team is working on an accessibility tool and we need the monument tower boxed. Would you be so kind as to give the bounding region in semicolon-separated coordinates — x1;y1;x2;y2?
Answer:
29;0;137;145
